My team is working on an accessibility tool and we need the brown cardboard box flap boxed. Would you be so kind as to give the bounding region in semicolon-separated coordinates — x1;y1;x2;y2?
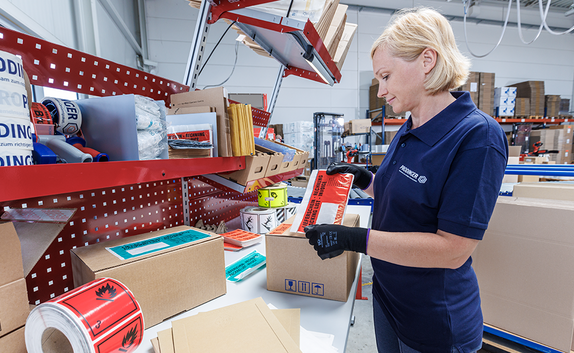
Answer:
71;226;220;272
0;223;24;286
217;152;270;185
171;297;301;353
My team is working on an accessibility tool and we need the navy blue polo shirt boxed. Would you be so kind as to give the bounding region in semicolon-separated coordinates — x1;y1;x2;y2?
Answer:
371;91;508;353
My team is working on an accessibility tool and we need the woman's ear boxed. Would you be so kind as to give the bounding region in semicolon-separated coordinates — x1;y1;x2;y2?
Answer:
421;48;437;74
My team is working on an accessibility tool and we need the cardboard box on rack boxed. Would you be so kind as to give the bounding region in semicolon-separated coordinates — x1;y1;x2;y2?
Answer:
217;152;271;185
333;22;357;71
0;326;26;353
170;87;233;157
0;222;31;339
472;197;574;352
70;226;226;329
272;140;309;172
266;214;360;301
348;119;371;134
456;71;479;106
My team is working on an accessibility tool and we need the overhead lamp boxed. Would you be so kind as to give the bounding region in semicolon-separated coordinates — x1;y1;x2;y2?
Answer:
302;49;335;86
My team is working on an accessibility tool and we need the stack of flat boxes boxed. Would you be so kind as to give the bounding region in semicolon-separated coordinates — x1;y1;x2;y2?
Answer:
457;71;479;106
529;125;574;164
478;72;495;116
545;95;561;118
511;81;545;117
494;87;517;117
514;98;530;117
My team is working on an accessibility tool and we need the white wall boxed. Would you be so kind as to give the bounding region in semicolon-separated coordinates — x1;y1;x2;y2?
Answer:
145;0;574;128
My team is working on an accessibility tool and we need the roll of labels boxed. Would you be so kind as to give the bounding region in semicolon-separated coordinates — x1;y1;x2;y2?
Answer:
26;278;144;353
32;98;108;163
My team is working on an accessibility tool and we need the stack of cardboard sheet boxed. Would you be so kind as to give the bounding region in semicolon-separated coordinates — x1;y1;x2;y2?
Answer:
228;103;256;156
150;297;301;353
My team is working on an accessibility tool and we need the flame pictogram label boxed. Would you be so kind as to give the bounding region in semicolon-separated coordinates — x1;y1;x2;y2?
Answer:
95;316;143;353
59;278;139;339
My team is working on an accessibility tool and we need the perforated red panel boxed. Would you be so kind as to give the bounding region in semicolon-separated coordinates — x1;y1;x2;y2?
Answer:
0;179;183;305
186;176;257;226
0;27;189;106
228;99;271;127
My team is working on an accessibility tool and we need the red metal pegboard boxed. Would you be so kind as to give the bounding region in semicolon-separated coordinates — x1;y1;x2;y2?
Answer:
1;179;184;305
186;176;257;226
228;99;271;127
0;27;189;106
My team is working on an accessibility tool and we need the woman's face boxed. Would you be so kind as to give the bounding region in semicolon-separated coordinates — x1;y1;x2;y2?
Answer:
372;46;426;115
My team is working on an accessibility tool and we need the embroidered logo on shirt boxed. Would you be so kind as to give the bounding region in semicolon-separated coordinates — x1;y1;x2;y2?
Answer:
399;165;427;184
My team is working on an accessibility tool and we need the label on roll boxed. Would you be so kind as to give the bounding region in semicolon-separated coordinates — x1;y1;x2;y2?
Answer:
31;102;53;124
0;117;34;150
0;148;33;166
0;50;29;120
26;278;144;353
42;97;82;135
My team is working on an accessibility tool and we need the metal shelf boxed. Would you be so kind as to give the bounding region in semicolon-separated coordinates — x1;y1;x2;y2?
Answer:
212;1;341;85
0;157;245;203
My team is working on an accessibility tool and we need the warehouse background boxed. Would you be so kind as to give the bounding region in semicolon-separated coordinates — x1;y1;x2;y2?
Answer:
0;0;573;126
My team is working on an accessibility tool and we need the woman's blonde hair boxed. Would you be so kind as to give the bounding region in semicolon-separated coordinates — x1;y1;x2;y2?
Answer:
370;7;470;94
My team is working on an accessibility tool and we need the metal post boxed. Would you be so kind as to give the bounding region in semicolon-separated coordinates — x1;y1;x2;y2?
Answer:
267;65;285;119
183;0;213;88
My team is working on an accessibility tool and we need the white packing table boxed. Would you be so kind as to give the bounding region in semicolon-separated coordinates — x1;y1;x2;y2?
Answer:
137;205;372;353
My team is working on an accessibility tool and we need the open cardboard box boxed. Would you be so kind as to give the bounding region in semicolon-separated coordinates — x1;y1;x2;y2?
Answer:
270;140;310;173
266;214;360;302
217;152;271;185
255;144;291;176
0;326;26;353
70;225;226;329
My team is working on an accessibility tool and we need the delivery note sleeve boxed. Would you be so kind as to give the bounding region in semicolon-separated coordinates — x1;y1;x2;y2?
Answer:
290;169;354;233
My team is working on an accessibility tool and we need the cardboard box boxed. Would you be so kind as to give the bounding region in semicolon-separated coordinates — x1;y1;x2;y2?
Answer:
514;97;531;116
323;4;347;58
217;152;271;185
333;23;357;71
272;141;310;173
478;72;495;116
508;146;522;157
0;279;29;338
266;214;360;301
545;95;561;118
0;326;26;353
348;119;371;134
170;87;233;157
513;183;574;201
70;226;226;328
511;81;545;116
502;156;520;183
472;197;574;352
0;222;25;286
457;71;479;105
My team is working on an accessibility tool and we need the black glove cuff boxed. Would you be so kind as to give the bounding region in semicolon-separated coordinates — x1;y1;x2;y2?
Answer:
346;226;369;254
355;171;373;190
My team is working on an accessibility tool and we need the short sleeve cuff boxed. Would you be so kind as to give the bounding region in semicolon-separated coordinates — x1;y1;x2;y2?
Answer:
438;219;486;240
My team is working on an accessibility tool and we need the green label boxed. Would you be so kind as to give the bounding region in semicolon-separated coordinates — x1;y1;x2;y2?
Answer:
106;229;210;260
225;250;266;282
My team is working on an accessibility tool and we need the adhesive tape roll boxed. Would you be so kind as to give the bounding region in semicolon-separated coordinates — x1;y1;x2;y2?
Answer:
257;183;288;208
0;49;29;120
31;101;53;125
240;206;278;234
0;147;33;166
0;117;34;150
41;97;82;135
25;277;144;353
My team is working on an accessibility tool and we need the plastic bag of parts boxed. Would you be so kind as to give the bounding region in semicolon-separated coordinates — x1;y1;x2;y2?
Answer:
135;95;164;131
135;97;168;160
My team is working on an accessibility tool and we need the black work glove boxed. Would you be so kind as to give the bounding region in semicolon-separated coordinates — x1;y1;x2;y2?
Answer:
304;224;369;260
326;162;372;190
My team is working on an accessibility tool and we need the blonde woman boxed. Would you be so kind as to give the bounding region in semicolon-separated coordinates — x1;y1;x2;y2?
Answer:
305;7;508;353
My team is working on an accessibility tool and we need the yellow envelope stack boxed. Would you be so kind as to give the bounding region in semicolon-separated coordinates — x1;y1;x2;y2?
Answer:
227;103;255;157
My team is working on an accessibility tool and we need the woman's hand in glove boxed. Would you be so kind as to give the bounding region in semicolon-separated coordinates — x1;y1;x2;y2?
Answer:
326;162;373;190
304;224;369;260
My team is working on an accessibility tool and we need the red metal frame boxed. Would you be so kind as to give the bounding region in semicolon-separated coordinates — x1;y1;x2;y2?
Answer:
301;20;342;84
0;157;244;203
0;27;188;107
228;99;271;127
208;0;282;24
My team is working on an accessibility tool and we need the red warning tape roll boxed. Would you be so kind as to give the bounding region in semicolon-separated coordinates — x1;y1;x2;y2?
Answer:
25;278;144;353
30;102;53;125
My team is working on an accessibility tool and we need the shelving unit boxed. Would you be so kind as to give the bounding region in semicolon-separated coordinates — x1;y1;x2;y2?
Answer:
0;21;307;304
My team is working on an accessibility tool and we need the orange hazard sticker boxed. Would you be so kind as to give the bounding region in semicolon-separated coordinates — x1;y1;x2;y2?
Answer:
297;171;353;233
60;278;140;339
269;223;292;235
95;316;143;353
167;130;210;141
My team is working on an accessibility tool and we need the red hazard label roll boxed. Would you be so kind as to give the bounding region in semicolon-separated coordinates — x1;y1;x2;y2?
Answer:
25;278;144;353
31;102;53;125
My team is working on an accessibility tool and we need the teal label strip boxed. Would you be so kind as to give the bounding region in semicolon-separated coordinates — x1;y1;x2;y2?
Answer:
106;229;210;260
225;250;266;282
